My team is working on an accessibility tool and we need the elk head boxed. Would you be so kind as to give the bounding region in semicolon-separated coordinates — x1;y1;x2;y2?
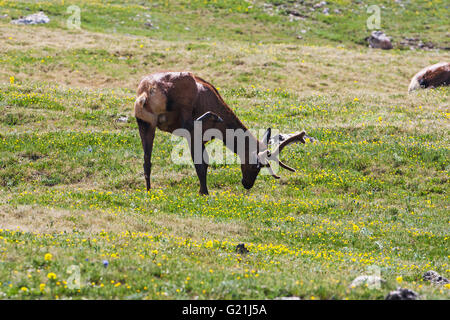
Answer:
241;128;308;189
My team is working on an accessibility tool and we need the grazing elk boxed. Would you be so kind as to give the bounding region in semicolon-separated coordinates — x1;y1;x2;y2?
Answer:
134;71;309;195
408;62;450;92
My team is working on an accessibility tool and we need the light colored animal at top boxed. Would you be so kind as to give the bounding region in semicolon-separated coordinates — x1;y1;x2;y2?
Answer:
408;62;450;92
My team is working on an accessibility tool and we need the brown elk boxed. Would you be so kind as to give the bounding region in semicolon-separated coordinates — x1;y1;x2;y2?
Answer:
408;62;450;92
134;71;308;195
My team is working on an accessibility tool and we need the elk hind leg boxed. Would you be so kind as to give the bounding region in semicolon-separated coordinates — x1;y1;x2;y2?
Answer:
137;118;156;191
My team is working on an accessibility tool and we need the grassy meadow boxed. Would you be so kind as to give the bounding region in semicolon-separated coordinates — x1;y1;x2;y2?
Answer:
0;0;449;299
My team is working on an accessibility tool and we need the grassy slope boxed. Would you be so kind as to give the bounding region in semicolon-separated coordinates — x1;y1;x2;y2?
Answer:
0;0;449;299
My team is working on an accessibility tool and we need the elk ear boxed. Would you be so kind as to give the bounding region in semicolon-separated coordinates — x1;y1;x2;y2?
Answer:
262;128;271;146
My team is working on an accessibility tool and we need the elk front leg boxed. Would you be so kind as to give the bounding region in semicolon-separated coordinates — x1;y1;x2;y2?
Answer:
188;136;209;195
137;118;156;191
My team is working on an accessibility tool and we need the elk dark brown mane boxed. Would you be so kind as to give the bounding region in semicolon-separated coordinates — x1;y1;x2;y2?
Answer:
134;71;307;195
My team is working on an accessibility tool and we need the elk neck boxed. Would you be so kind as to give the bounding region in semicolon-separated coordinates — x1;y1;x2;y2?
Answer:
211;104;266;164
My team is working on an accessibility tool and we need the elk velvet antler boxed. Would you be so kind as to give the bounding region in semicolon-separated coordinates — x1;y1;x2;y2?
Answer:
134;71;311;195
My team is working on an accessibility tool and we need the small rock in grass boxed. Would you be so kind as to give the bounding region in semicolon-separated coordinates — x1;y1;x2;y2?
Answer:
275;296;301;300
350;275;385;288
423;270;449;285
235;243;249;254
144;20;159;30
116;116;129;123
11;11;50;25
144;21;153;28
385;287;419;300
286;9;305;19
314;1;327;9
367;31;393;50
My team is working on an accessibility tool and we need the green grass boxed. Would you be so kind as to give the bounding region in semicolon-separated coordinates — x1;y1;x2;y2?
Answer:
0;0;449;299
1;0;449;46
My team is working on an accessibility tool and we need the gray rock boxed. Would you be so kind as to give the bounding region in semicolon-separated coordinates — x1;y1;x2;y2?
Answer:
11;11;50;25
350;275;385;288
314;1;327;9
367;31;393;50
143;18;159;30
400;38;435;50
394;0;405;8
286;9;306;20
116;116;129;123
275;296;301;300
423;270;450;285
385;288;419;300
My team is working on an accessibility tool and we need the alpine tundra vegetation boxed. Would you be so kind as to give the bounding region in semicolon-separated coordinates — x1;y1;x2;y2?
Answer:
0;0;449;300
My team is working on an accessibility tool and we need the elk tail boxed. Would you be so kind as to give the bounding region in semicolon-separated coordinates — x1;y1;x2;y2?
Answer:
134;92;158;127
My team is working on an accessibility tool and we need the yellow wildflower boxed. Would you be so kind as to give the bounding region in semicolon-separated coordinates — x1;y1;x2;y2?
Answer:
47;272;57;280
